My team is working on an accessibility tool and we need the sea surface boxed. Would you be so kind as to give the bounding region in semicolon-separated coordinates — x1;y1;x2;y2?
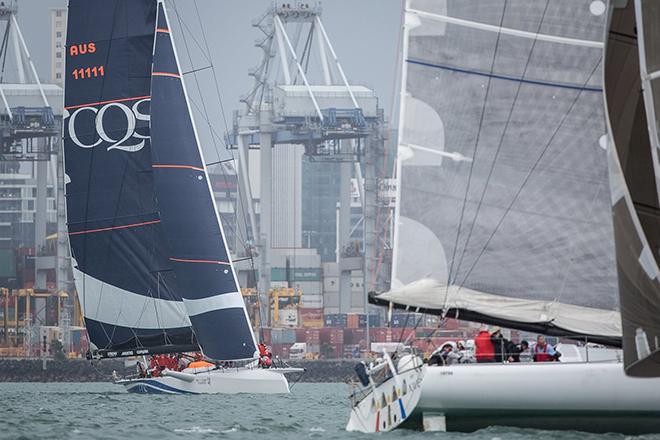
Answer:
0;382;658;440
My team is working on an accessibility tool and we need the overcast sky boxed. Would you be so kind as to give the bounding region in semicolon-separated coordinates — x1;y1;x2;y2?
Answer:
18;0;403;153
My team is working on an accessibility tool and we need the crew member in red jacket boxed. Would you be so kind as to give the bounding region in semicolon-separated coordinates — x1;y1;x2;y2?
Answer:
474;327;495;363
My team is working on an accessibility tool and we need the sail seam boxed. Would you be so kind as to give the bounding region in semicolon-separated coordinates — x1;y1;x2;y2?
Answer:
406;59;603;92
152;164;204;171
68;219;161;236
65;95;151;110
169;257;231;265
153;71;181;78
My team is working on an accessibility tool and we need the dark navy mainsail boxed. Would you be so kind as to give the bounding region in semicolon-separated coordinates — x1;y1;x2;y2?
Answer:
149;2;258;360
64;0;197;356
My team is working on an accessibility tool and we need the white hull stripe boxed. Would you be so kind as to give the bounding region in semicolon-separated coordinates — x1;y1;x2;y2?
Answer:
408;8;603;49
183;292;245;317
74;267;191;329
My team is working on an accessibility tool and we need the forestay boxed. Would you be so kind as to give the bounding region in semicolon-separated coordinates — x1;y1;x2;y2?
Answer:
379;0;621;343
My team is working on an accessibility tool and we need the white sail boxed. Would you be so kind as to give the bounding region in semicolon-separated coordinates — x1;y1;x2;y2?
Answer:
381;0;620;343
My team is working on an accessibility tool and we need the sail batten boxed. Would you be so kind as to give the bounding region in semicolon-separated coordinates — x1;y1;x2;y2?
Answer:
406;8;604;48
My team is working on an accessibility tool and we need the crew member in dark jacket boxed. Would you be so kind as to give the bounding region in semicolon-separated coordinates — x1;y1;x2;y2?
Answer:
490;326;514;363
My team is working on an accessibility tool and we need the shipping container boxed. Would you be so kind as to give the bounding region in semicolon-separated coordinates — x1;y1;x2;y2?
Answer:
343;328;366;345
294;280;323;295
320;328;344;344
295;328;321;344
299;307;324;328
271;343;290;359
358;313;381;328
391;327;415;342
347;313;360;329
324;313;347;328
423;314;440;328
301;294;323;309
371;327;393;343
391;313;416;328
343;344;361;359
271;328;296;344
320;343;342;359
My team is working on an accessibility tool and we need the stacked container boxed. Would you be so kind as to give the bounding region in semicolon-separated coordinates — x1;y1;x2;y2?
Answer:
324;313;348;328
271;328;296;345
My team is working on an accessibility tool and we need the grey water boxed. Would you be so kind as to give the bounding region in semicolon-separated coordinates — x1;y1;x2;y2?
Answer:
0;382;658;440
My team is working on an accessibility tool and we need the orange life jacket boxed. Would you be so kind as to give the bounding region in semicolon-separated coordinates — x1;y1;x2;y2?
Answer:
188;360;214;369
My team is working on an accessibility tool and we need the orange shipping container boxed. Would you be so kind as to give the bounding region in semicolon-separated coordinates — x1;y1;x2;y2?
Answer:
346;313;360;329
300;308;324;328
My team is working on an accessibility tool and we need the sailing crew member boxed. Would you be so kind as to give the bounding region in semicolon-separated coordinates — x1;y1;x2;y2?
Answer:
441;343;462;365
518;340;533;362
456;341;472;363
474;327;495;363
491;326;515;362
258;343;273;368
136;360;147;378
427;347;444;366
178;353;192;370
533;335;559;362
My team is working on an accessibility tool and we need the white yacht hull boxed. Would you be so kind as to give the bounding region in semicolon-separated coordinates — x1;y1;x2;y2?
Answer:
117;367;298;394
346;354;425;433
416;362;660;433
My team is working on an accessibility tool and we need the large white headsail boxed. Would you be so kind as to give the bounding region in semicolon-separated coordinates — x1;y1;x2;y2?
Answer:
382;0;621;344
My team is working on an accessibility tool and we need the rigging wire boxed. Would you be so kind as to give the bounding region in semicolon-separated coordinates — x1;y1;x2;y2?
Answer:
371;0;406;292
171;0;266;335
169;0;246;249
450;0;551;287
192;0;232;138
553;183;605;305
456;58;604;288
440;0;510;312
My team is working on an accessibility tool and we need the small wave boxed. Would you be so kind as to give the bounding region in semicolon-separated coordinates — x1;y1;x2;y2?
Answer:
173;426;220;434
310;427;325;432
222;425;241;434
